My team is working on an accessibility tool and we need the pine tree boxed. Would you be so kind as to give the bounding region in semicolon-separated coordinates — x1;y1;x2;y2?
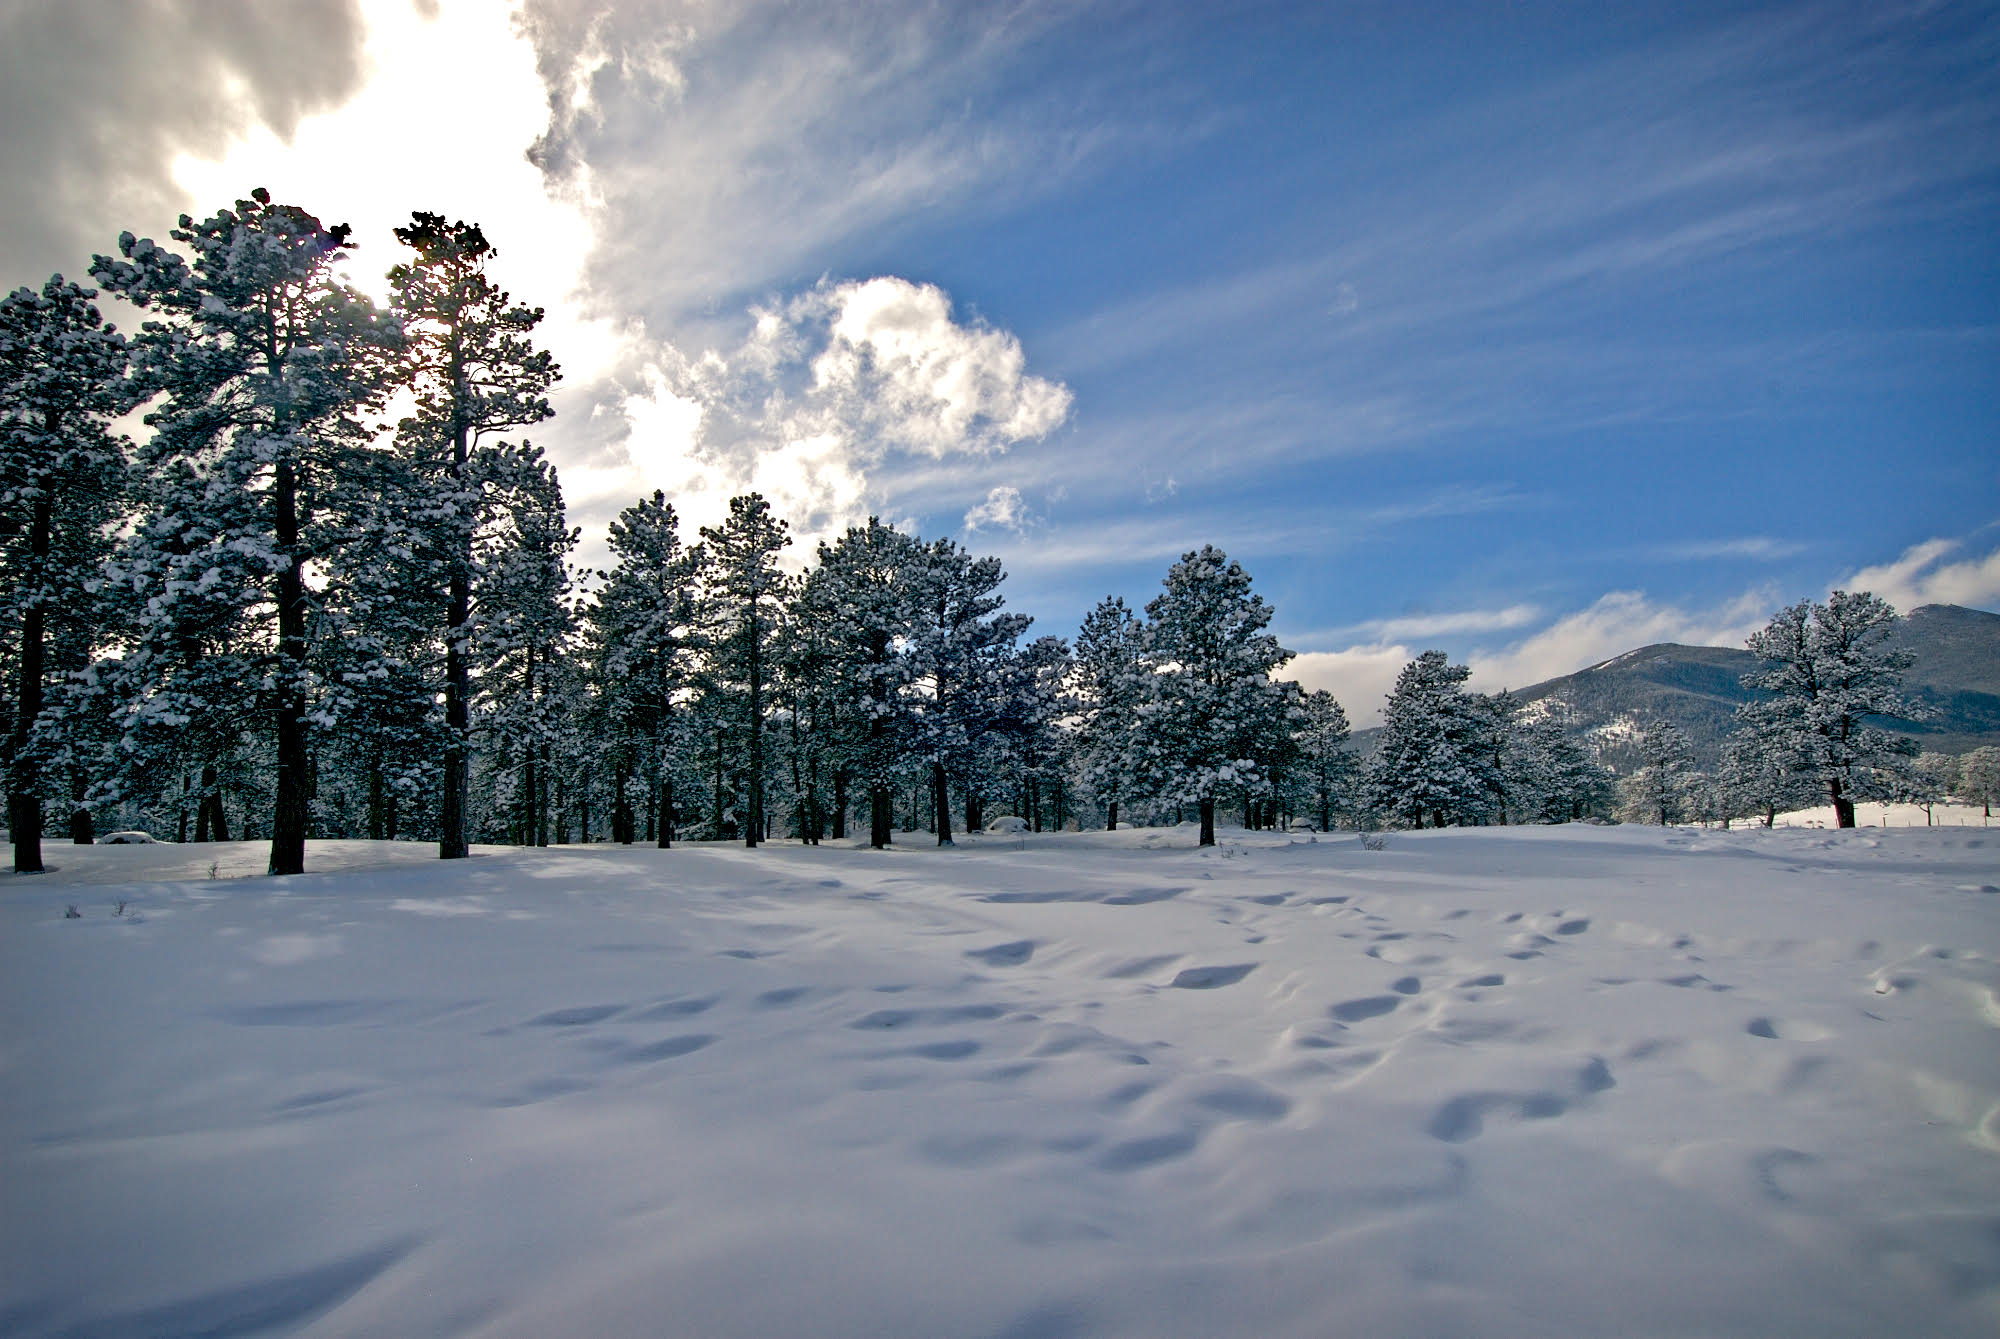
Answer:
1363;650;1497;829
1618;720;1698;825
1740;591;1917;829
907;539;1031;844
588;491;698;847
388;214;559;860
1502;700;1611;824
1000;634;1074;832
1072;596;1145;831
1137;546;1294;846
698;494;790;847
1958;746;2000;820
0;277;135;873
91;191;400;875
806;519;922;847
471;446;575;846
1717;711;1817;827
1294;689;1355;832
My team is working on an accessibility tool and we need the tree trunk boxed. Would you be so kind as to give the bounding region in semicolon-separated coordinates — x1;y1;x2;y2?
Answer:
614;762;632;844
745;608;762;849
1106;799;1118;832
268;463;311;874
1198;796;1216;846
1830;776;1856;829
933;760;953;846
833;769;848;840
367;761;385;840
439;398;473;860
967;791;983;834
870;785;892;849
385;789;399;841
69;771;93;844
713;728;725;839
9;498;50;873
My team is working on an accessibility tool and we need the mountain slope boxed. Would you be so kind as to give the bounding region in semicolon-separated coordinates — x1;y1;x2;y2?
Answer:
1504;604;2000;765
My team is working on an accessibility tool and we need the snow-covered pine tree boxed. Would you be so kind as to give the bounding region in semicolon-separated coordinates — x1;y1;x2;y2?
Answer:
1502;699;1611;824
906;538;1031;844
91;191;400;875
1000;634;1074;832
315;443;444;841
1717;708;1816;827
1071;596;1145;830
388;214;559;860
805;519;921;847
1617;719;1699;825
588;491;698;847
1363;650;1498;829
1294;689;1355;832
1137;546;1294;846
470;445;575;846
698;494;791;848
1740;591;1918;829
1957;746;2000;820
0;277;135;873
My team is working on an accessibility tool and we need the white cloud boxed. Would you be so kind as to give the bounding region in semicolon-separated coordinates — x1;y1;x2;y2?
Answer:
1465;590;1773;692
574;276;1069;557
1317;604;1543;646
1839;536;2000;614
1650;536;1806;561
1284;645;1414;729
964;486;1028;534
168;0;621;382
1284;589;1774;726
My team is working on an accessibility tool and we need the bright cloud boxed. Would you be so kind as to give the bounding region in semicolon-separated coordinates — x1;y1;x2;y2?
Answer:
965;486;1029;534
587;277;1069;554
1839;535;2000;615
1286;590;1775;726
167;0;621;383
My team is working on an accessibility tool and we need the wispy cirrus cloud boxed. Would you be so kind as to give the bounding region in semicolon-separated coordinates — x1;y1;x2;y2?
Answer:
1644;537;1808;561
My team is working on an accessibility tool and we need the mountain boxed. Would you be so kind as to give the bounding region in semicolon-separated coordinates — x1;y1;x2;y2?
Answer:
1505;604;2000;767
1348;604;2000;769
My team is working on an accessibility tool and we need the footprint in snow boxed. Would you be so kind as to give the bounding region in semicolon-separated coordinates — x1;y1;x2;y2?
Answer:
1329;995;1400;1023
966;940;1035;967
1168;963;1257;990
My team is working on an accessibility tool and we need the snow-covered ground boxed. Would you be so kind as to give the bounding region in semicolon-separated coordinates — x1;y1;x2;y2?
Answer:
4;824;1997;1338
1769;800;1994;830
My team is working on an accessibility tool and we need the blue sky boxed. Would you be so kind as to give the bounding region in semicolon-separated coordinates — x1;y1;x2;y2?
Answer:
4;0;1995;718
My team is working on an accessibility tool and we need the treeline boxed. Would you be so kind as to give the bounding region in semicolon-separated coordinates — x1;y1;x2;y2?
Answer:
3;193;1972;876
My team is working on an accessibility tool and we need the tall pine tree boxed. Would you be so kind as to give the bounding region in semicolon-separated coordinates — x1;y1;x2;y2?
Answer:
92;191;399;875
389;214;558;859
0;277;134;872
1137;546;1293;846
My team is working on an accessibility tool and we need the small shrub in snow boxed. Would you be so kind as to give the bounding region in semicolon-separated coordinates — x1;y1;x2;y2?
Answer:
64;905;80;919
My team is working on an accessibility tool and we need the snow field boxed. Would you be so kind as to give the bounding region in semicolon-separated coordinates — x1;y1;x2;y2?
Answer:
2;824;1997;1338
